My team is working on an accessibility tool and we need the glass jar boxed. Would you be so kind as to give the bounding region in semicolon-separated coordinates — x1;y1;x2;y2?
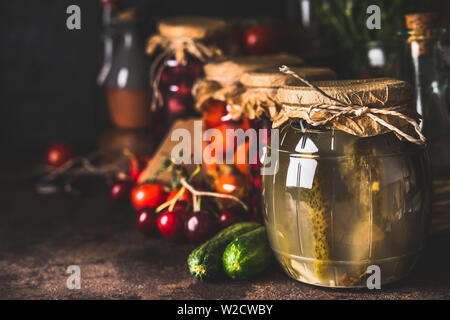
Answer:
146;17;229;143
152;57;204;140
262;120;431;288
104;10;150;130
197;55;305;220
201;98;253;204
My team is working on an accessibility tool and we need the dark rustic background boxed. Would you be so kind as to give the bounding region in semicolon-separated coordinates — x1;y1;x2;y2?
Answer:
1;0;447;153
0;0;292;152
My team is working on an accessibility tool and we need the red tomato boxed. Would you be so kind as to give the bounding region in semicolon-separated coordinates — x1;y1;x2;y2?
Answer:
45;143;73;168
234;141;251;175
202;99;228;128
216;174;242;194
166;188;192;204
243;24;284;55
131;183;167;211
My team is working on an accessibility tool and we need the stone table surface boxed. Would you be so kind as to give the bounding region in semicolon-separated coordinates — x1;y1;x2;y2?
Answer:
1;157;449;300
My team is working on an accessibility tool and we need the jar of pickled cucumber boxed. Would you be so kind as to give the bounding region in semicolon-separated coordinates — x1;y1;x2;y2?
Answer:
236;67;337;219
193;55;304;217
262;76;431;288
146;17;229;141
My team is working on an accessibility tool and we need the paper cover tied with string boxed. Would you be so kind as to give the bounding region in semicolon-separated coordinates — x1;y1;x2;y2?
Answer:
274;66;425;145
192;54;304;116
235;66;336;121
146;17;228;110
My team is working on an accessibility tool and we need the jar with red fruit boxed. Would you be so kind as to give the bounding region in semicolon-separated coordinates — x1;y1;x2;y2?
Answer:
146;17;229;142
193;54;304;209
236;66;337;218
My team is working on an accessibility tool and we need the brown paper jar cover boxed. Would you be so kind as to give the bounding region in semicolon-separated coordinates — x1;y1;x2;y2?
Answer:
203;53;304;82
240;66;336;88
193;53;304;110
274;78;423;142
157;16;228;40
234;66;337;120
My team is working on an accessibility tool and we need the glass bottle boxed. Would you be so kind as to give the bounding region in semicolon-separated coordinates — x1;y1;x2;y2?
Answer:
97;0;116;87
405;13;450;176
103;9;150;130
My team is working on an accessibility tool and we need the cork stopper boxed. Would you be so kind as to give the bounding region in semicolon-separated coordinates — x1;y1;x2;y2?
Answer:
157;17;228;40
117;9;136;21
405;12;441;57
240;67;336;88
405;12;440;31
203;54;304;83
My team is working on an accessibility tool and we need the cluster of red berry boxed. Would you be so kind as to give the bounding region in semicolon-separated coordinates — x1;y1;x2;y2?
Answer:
130;184;244;245
109;153;251;246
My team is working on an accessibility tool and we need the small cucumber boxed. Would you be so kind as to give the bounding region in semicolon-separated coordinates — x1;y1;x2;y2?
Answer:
188;222;260;281
222;226;273;280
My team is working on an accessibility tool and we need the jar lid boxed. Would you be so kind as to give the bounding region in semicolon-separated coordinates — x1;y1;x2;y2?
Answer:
273;68;424;145
232;67;336;121
276;78;412;107
157;16;228;40
240;66;336;88
203;53;304;83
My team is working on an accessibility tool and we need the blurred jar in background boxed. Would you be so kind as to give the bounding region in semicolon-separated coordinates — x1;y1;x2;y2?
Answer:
404;13;450;176
104;9;150;130
146;17;229;142
193;54;304;214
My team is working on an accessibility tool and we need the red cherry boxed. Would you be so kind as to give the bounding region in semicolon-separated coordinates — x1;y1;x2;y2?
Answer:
45;143;73;168
129;154;151;183
137;207;156;235
250;194;263;224
184;210;218;245
160;68;171;86
188;61;204;78
109;180;132;202
219;208;243;229
250;213;263;225
169;82;192;99
166;188;192;205
157;210;184;241
170;203;189;221
167;96;189;116
131;183;167;211
243;24;281;55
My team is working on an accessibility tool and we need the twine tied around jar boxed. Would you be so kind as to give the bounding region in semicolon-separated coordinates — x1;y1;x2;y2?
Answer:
275;66;426;145
146;34;223;111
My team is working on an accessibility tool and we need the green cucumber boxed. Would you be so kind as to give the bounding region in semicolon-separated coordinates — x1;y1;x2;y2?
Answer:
222;226;273;280
188;222;260;281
